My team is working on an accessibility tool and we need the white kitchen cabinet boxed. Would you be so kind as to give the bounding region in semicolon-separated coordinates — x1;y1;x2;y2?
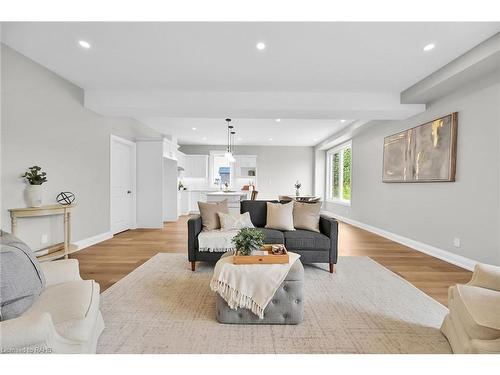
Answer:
163;139;179;161
234;155;257;178
177;151;186;170
179;190;190;215
184;155;209;178
189;191;202;213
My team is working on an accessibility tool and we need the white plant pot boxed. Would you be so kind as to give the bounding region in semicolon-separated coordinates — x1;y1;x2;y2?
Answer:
25;185;43;207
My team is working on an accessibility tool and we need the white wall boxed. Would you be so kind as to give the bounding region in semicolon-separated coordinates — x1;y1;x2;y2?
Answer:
1;45;162;249
163;157;178;222
135;140;164;228
322;73;500;266
179;145;314;200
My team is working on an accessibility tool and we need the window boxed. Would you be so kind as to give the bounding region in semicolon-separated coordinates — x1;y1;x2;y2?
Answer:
211;152;232;188
327;141;352;205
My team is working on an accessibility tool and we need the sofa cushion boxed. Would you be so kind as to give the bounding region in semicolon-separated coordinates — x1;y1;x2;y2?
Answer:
284;230;330;251
24;280;101;342
265;201;295;231
240;200;278;228
198;200;229;231
293;202;321;232
450;284;500;340
255;228;284;244
0;232;46;321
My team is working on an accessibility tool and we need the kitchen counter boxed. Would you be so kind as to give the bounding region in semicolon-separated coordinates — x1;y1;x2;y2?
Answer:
205;191;248;196
205;191;248;214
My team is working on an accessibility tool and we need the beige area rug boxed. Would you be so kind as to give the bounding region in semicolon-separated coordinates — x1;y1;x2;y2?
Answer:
97;254;451;354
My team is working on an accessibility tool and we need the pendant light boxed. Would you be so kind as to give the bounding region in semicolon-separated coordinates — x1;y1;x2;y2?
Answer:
224;118;236;163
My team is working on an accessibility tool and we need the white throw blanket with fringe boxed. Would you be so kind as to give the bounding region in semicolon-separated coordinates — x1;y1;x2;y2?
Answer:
198;230;238;252
210;252;300;319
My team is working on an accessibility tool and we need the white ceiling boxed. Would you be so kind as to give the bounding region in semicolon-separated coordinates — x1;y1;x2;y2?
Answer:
3;22;499;91
2;22;499;146
141;118;353;146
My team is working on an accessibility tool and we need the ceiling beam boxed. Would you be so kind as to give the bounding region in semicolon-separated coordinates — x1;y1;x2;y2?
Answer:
84;90;425;120
401;32;500;104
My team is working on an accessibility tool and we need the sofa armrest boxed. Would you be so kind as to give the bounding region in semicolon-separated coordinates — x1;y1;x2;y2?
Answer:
188;215;203;261
40;259;82;286
319;215;339;264
0;312;69;352
467;263;500;292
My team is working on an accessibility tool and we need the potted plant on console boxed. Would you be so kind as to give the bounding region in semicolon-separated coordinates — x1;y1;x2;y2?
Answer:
232;228;265;255
21;165;47;208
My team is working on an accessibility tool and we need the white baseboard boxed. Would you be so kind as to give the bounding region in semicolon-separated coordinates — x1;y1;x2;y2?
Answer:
72;231;113;253
322;211;476;271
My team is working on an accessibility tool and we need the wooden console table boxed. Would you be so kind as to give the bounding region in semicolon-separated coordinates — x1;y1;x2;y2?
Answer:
8;204;77;262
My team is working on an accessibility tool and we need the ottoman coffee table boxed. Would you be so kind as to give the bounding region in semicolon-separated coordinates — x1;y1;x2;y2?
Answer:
215;252;304;325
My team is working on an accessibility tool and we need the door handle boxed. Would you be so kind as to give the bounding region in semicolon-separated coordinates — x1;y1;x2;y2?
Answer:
127;190;132;194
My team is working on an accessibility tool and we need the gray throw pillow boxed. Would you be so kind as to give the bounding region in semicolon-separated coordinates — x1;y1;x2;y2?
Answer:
0;232;46;321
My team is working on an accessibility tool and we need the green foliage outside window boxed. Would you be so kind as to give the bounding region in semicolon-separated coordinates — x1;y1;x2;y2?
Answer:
343;148;351;200
332;152;339;198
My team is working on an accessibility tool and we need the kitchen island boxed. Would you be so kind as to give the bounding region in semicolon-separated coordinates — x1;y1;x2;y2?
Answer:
205;191;249;214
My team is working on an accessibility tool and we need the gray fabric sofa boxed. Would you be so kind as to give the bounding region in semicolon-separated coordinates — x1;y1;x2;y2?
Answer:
188;200;339;272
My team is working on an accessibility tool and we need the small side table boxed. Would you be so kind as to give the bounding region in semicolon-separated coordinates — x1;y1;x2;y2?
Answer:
8;204;76;262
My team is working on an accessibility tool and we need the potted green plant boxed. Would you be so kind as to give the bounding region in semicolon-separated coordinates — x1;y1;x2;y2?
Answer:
232;228;265;256
21;166;47;207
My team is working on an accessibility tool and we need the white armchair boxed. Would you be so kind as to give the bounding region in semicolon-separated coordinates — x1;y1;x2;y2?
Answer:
0;259;104;354
441;263;500;354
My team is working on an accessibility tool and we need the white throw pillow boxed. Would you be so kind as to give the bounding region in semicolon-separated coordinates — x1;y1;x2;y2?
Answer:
218;212;255;231
265;201;295;231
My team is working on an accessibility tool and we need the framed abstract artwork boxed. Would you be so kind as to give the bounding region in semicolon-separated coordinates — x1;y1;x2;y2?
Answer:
383;112;458;182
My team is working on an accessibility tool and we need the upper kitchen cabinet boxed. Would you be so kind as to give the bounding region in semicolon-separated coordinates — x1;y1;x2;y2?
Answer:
184;155;209;178
163;138;179;160
234;155;257;178
177;151;186;170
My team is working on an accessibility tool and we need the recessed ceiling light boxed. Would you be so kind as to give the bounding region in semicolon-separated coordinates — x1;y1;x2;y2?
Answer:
268;138;273;141
78;40;91;49
275;118;281;122
340;119;346;123
256;42;266;50
313;138;318;142
423;43;435;52
192;127;197;131
237;137;242;141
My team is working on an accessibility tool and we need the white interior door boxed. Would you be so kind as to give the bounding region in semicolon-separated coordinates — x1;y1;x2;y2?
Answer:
110;135;136;234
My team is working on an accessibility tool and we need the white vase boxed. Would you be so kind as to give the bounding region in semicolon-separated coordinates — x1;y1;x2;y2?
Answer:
25;185;43;207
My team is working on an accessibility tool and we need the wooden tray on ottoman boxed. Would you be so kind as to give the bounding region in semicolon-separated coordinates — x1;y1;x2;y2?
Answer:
232;244;289;265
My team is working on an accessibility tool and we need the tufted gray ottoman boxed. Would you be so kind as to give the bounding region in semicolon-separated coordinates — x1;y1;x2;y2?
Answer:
215;254;304;324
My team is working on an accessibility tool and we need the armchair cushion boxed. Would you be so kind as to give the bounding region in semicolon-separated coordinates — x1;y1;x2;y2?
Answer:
0;232;45;321
25;280;100;342
468;263;500;292
452;284;500;339
40;259;82;286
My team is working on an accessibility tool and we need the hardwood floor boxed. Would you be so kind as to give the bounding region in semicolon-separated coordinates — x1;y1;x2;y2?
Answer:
71;216;472;306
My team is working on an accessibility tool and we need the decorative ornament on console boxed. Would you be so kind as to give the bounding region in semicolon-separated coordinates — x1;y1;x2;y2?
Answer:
56;191;76;205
